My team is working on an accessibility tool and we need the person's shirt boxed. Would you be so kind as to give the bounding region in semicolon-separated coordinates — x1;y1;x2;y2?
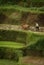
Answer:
36;23;39;27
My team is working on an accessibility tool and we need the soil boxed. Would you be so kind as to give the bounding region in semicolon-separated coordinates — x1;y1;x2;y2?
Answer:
20;56;44;65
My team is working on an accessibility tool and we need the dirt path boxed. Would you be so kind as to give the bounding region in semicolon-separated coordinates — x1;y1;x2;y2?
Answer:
20;56;44;65
0;24;44;33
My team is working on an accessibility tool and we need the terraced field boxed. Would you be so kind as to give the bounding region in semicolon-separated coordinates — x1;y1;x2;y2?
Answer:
0;41;25;49
0;0;44;65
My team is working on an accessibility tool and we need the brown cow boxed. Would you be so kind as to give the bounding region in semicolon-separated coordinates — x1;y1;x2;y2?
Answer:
21;23;29;30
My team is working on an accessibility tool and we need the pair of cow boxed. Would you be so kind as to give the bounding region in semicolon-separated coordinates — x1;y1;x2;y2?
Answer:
20;23;39;31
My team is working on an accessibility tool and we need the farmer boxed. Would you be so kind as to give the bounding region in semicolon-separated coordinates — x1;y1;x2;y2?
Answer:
35;22;39;31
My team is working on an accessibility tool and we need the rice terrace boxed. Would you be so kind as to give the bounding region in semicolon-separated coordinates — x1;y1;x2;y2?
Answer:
0;0;44;65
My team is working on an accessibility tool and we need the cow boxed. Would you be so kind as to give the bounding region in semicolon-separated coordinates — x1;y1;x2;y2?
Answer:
21;23;29;30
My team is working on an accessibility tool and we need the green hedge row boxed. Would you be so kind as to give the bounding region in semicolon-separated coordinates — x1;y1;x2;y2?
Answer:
22;33;44;57
0;47;23;61
0;30;27;44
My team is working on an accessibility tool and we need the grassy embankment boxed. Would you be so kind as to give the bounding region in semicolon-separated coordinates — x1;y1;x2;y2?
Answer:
0;5;44;13
0;30;44;49
0;30;44;65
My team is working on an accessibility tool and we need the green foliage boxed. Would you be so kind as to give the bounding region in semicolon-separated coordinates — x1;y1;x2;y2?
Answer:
22;32;44;57
0;0;22;5
0;41;24;49
0;5;44;14
0;47;21;61
0;0;44;7
0;30;27;44
31;0;44;2
0;30;44;57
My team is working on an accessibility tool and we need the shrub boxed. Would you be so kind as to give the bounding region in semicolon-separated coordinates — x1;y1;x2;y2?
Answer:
0;30;27;44
0;47;19;61
0;12;7;24
22;32;44;57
